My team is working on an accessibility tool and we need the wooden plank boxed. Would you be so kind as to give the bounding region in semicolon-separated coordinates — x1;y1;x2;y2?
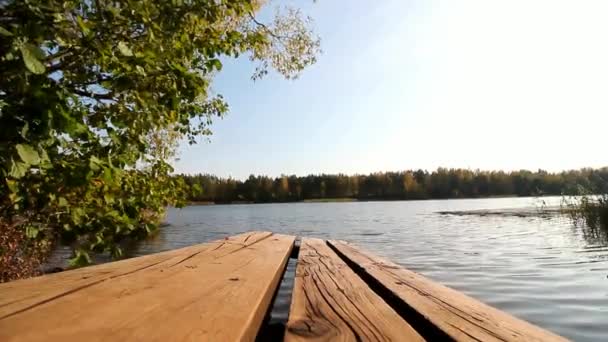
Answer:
328;240;569;342
0;231;272;318
285;238;424;342
0;232;292;342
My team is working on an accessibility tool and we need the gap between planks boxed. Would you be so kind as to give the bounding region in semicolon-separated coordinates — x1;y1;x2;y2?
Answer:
327;240;569;342
284;238;424;342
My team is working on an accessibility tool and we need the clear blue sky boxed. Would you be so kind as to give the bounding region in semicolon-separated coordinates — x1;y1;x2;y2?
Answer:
175;0;608;179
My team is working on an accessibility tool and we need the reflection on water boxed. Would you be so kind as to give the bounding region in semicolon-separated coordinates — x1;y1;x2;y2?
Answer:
578;224;608;247
47;196;608;341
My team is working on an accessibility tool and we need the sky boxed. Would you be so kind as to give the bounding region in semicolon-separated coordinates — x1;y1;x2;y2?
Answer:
175;0;608;179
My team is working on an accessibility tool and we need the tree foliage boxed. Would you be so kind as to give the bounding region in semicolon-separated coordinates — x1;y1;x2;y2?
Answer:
180;167;608;203
0;0;320;280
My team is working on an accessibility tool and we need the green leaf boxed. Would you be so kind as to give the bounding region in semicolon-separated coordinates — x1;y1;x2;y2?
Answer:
136;65;146;75
209;59;222;71
89;155;102;171
9;161;28;178
103;193;114;204
107;209;120;218
6;179;18;192
69;250;92;267
20;122;29;138
76;16;91;36
8;192;22;204
111;246;123;259
20;43;46;74
25;226;39;239
101;167;113;183
0;26;12;36
117;41;133;56
58;197;68;207
16;144;40;165
39;148;50;163
71;208;85;225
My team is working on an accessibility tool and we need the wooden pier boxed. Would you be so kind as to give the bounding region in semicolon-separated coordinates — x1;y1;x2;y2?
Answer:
0;231;567;341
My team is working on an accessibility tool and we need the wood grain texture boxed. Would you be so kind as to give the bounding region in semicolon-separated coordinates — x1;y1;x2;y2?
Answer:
328;240;569;342
285;238;424;342
0;231;293;342
0;231;271;318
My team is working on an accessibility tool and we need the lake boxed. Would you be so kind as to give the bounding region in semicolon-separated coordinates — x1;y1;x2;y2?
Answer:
58;196;608;341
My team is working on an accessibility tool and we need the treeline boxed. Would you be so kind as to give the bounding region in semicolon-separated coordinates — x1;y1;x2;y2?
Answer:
178;168;608;204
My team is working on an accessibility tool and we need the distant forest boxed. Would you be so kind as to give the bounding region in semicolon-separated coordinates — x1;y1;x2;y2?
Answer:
178;168;608;204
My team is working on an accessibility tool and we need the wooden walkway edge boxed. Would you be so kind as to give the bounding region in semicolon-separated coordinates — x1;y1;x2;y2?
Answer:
0;232;568;341
284;238;424;341
327;240;567;342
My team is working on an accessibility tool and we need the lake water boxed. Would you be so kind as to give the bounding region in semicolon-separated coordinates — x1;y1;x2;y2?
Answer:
94;197;608;340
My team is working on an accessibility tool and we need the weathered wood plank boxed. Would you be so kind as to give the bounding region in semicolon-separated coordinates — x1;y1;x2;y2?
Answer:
0;231;272;318
285;238;424;342
328;240;568;342
0;232;292;342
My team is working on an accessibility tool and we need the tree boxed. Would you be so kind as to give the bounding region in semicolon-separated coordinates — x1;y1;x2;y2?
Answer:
178;167;605;205
0;0;320;280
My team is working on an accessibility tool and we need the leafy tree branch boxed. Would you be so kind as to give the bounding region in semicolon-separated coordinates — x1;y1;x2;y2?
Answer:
0;0;320;281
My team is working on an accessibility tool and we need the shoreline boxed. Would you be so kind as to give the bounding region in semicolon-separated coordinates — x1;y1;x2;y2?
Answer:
186;194;561;206
437;206;570;217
